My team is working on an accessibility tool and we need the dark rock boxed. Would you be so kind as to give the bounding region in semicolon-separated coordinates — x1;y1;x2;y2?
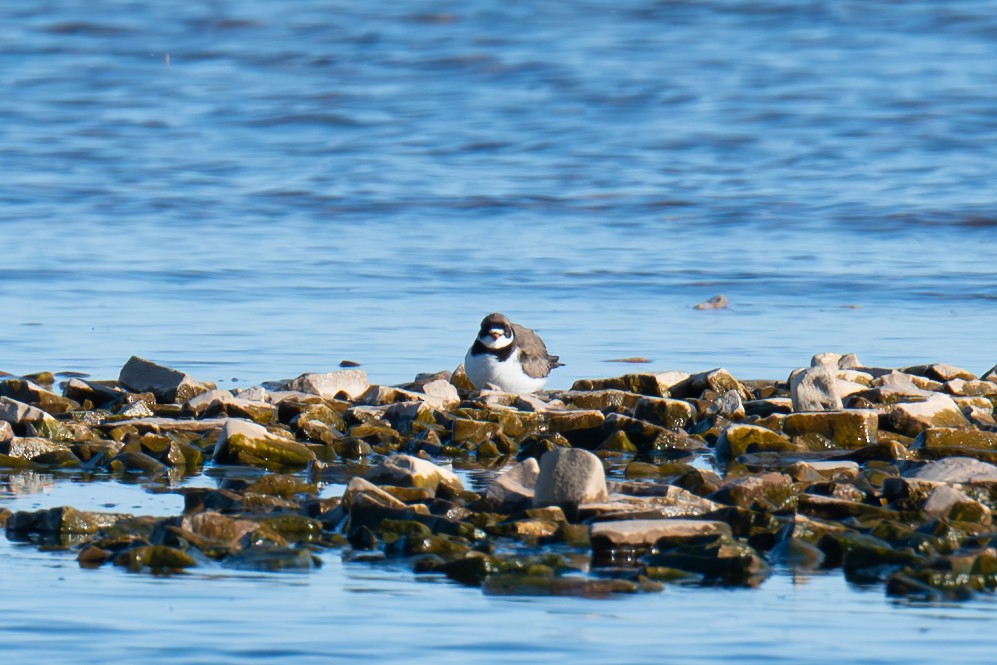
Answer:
118;356;211;404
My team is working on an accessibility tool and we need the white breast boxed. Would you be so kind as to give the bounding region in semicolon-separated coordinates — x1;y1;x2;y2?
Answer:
464;347;548;393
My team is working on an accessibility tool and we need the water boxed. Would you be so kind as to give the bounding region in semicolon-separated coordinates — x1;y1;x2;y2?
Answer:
2;0;997;661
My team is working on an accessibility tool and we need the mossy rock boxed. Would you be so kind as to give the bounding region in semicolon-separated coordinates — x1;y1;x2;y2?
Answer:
114;545;196;573
214;432;317;471
715;423;795;459
782;410;878;449
913;428;997;450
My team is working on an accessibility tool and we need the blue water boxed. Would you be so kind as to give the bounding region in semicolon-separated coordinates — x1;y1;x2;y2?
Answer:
2;0;997;661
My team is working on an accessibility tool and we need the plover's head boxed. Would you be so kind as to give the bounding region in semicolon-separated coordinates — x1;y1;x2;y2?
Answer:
477;312;514;350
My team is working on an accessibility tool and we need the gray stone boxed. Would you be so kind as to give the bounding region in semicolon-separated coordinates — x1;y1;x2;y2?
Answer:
285;369;369;399
909;457;997;484
118;356;211;404
922;485;988;521
0;437;66;459
790;355;843;412
534;447;608;509
581;486;721;520
0;420;13;442
485;458;539;512
343;477;409;511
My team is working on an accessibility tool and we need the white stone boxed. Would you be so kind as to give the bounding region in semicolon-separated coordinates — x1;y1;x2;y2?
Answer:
790;359;842;412
285;369;369;399
420;379;460;410
366;454;462;492
534;448;608;508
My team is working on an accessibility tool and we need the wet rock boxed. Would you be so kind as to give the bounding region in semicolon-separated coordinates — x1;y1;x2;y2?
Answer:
0;437;67;460
790;355;843;412
0;421;12;442
223;546;320;571
888;394;971;437
557;389;642;412
716;423;795;459
581;487;721;521
644;533;769;586
6;506;128;536
113;545;196;573
909;457;997;483
797;493;895;522
534;448;608;512
482;573;643;597
546;410;606;448
591;518;731;550
0;396;57;433
211;419;316;470
366;454;462;493
913;428;997;451
708;472;795;511
633;396;696;429
0;379;80;414
284;369;369;400
570;374;676;398
109;451;168;476
485;458;539;513
903;363;977;382
343;477;410;512
669;368;753;402
922;485;992;524
118;356;211;404
782;410;879;449
705;389;745;420
784;460;860;483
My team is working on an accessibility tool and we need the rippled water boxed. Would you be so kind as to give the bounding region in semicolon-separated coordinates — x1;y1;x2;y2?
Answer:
3;0;997;661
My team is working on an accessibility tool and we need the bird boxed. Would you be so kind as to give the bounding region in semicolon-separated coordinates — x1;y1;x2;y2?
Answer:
463;312;562;393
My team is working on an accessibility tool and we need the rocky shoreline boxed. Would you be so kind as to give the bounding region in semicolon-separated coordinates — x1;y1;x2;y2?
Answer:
2;354;997;600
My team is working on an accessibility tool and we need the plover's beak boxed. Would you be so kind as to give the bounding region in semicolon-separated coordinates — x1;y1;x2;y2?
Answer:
488;330;502;339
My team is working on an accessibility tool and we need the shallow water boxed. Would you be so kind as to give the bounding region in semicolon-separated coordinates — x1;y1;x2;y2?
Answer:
3;0;997;661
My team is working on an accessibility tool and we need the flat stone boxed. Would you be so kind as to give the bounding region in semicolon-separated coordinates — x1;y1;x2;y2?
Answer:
0;437;67;460
118;356;211;404
534;448;608;509
365;454;463;493
62;378;127;406
102;417;229;435
909;457;997;483
913;428;997;451
343;477;409;511
708;472;795;510
284;369;369;399
782;410;879;449
580;486;721;520
784;460;860;483
419;379;460;410
590;518;731;547
569;373;674;397
556;389;643;412
183;389;276;423
944;378;997;397
888;394;970;436
485;457;539;512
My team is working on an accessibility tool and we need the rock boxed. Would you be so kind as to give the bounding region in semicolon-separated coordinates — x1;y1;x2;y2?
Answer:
0;437;69;460
912;428;997;451
284;369;369;399
715;423;795;459
183;390;276;424
903;363;977;382
580;487;721;521
118;356;211;404
534;448;608;510
888;394;970;436
546;410;606;448
632;397;696;429
944;379;997;397
485;458;539;513
211;419;316;470
590;518;731;548
784;460;860;483
6;506;127;535
909;457;997;484
0;379;80;414
365;454;463;493
705;389;745;420
0;421;12;442
0;396;57;426
782;410;879;449
555;389;640;412
790;355;843;412
343;477;410;512
693;294;728;310
644;533;769;586
669;368;753;402
708;472;795;510
921;485;991;524
419;379;460;410
570;374;674;397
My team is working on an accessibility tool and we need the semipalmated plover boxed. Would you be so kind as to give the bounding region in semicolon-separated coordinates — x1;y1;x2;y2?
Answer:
464;313;562;393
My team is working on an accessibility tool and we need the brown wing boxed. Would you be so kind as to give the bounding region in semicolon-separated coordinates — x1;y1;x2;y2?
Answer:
512;323;562;379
